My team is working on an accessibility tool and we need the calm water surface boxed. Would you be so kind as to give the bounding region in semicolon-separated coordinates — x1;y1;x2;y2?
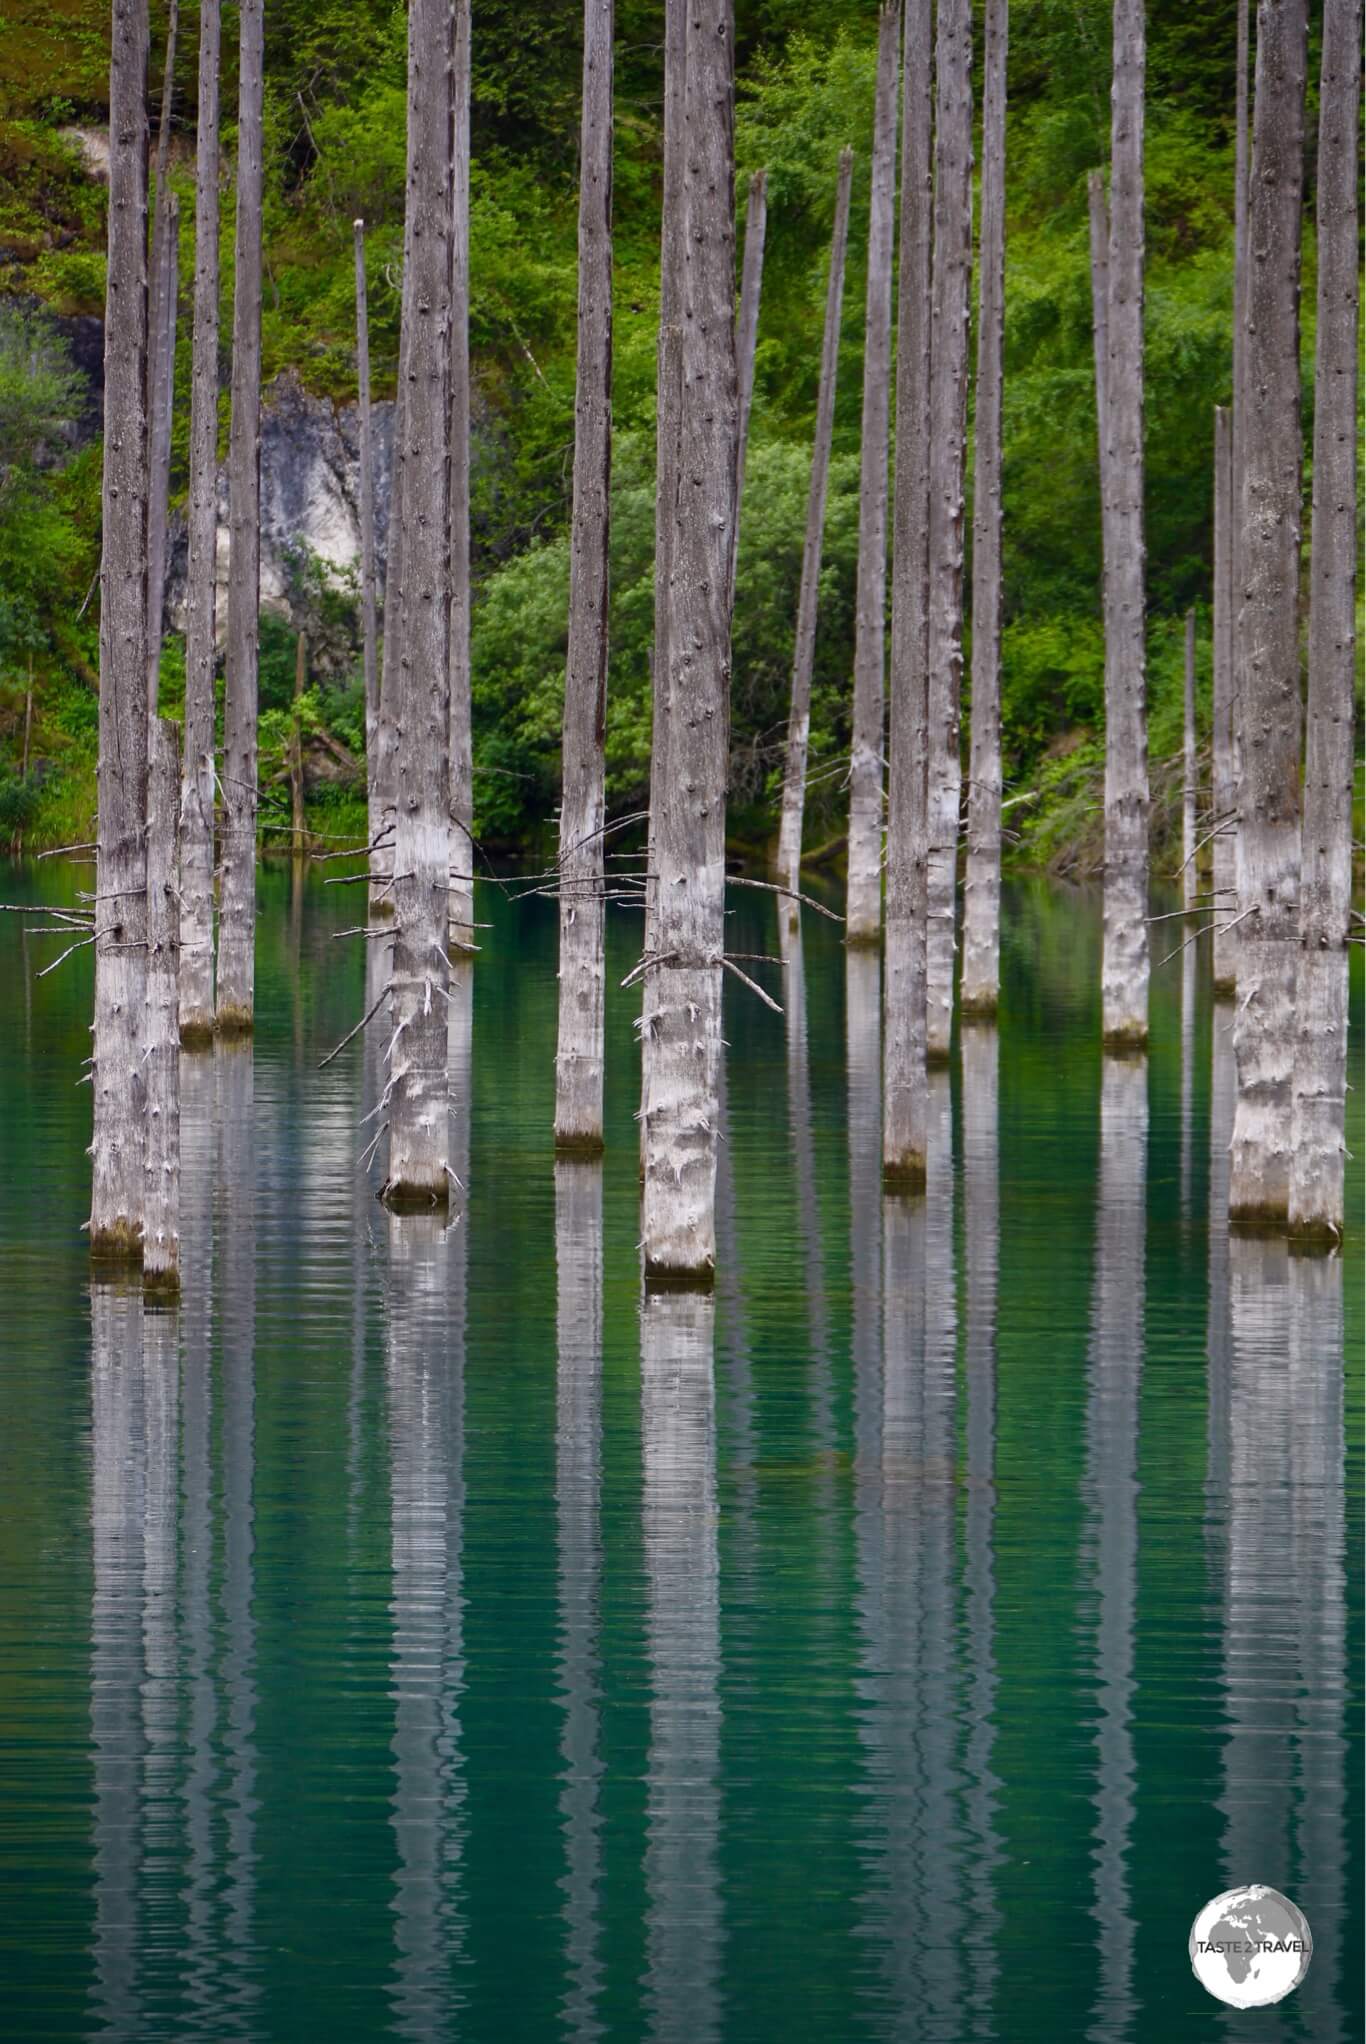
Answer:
0;863;1360;2043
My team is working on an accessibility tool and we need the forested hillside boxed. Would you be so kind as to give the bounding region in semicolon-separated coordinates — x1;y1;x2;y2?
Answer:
0;0;1341;858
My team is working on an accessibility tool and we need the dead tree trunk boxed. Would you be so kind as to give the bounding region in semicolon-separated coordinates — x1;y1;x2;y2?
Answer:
216;0;264;1034
382;0;453;1208
91;0;151;1259
448;0;475;951
144;718;181;1292
960;0;1008;1015
883;0;934;1192
146;0;179;719
178;0;219;1045
846;1;899;948
1182;608;1197;908
354;219;382;893
1227;0;1251;936
775;147;853;916
640;0;737;1286
291;630;307;853
555;0;614;1153
373;319;408;916
729;167;768;609
1211;403;1237;994
1229;0;1307;1226
1288;0;1359;1243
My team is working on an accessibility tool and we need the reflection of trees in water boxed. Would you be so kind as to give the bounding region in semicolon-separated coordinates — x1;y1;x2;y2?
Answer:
778;915;834;1459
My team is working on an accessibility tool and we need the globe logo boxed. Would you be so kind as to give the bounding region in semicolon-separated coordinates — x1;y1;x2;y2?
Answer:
1189;1886;1312;2008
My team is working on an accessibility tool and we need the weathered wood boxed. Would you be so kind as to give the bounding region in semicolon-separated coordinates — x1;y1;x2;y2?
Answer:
728;168;768;611
448;0;475;949
883;0;934;1191
372;274;409;917
845;2;899;948
640;0;737;1286
291;629;307;853
1182;608;1197;909
961;0;1009;1014
383;0;453;1207
144;718;181;1291
353;220;381;894
1210;404;1237;994
555;0;614;1152
1288;0;1360;1243
1087;170;1109;432
1229;0;1308;1226
91;0;151;1258
146;192;179;719
775;147;854;917
216;0;264;1033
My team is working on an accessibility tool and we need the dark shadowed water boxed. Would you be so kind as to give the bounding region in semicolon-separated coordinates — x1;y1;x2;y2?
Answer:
0;861;1360;2043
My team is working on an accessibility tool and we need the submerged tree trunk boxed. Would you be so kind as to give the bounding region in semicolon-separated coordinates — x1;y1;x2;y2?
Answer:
1229;0;1307;1225
178;0;220;1045
1288;0;1359;1244
883;0;934;1191
353;220;382;895
728;168;768;611
923;0;974;1062
846;2;899;948
1211;403;1237;994
775;147;853;916
383;0;453;1208
960;0;1008;1014
448;0;475;951
1182;608;1197;908
555;0;614;1153
144;719;181;1293
640;0;737;1286
146;195;179;720
216;0;264;1033
90;0;151;1258
1097;0;1149;1050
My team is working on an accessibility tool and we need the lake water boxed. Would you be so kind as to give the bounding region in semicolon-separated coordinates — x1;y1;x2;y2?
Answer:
0;861;1360;2043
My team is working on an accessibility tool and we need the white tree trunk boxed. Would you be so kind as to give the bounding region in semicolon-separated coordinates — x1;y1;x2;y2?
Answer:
448;0;475;951
1210;402;1237;994
1229;0;1307;1226
1288;0;1359;1244
90;0;150;1259
556;0;614;1153
775;147;853;916
960;0;1009;1014
216;0;264;1033
924;0;974;1062
1227;0;1251;938
144;718;181;1292
846;2;899;948
640;0;737;1287
373;298;409;919
1182;607;1197;908
728;168;767;611
146;192;179;722
354;219;382;896
883;0;934;1191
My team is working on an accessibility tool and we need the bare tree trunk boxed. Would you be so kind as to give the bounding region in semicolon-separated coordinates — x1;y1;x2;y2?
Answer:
1227;0;1251;935
178;0;219;1045
1088;170;1109;427
1229;0;1307;1226
373;342;407;917
353;219;382;894
1182;608;1197;908
960;0;1008;1015
383;0;453;1208
448;0;475;951
729;167;768;610
1211;403;1237;994
146;198;179;720
1098;0;1149;1051
846;2;899;949
883;0;934;1192
1289;0;1359;1244
90;0;150;1259
144;718;181;1292
216;0;264;1034
924;0;975;1063
555;0;614;1153
640;0;737;1286
290;629;306;853
775;147;853;916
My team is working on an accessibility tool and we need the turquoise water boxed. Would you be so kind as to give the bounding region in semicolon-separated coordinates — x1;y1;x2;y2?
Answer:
0;862;1360;2043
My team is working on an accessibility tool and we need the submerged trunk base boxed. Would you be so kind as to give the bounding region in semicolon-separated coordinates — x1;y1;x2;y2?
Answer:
643;1255;716;1296
179;1015;215;1050
143;1263;182;1298
881;1154;927;1196
959;989;999;1022
1101;1023;1148;1056
554;1127;606;1159
90;1220;144;1265
1212;976;1236;1002
215;1004;255;1039
381;1176;451;1214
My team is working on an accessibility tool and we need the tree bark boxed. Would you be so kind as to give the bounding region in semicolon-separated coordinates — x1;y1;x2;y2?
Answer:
178;0;219;1045
290;629;306;852
775;146;853;916
1288;0;1360;1244
1182;608;1197;908
555;0;614;1153
448;0;475;951
354;219;382;895
144;718;181;1292
373;309;408;917
90;0;150;1259
146;196;179;721
640;0;737;1287
728;167;768;610
1229;0;1307;1226
883;0;934;1191
1098;0;1149;1051
383;0;453;1208
961;0;1009;1014
1227;0;1251;932
845;2;899;949
1211;403;1237;993
216;0;264;1034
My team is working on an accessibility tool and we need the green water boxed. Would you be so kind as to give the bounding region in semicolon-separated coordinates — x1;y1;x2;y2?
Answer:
0;863;1360;2044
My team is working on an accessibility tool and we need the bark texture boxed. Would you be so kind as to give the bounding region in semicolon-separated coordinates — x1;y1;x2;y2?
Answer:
1229;0;1307;1225
640;0;736;1286
728;169;767;610
1182;608;1197;909
178;0;220;1044
1211;404;1237;993
923;0;974;1062
1288;0;1359;1243
882;0;933;1191
555;0;614;1152
775;147;853;914
845;2;899;947
373;292;409;915
146;192;179;719
216;0;264;1032
144;719;181;1291
448;0;475;949
90;0;150;1258
1228;0;1251;918
354;220;382;896
960;0;1009;1013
